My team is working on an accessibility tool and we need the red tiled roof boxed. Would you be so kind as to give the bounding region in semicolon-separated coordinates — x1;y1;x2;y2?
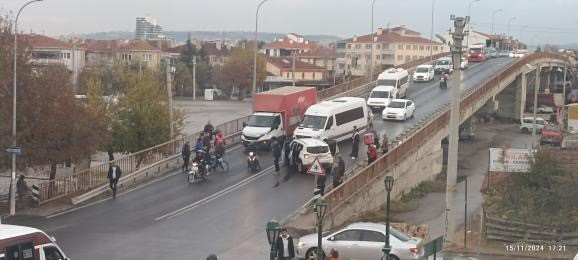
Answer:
297;47;337;59
166;45;187;53
83;40;122;52
268;56;325;71
390;26;420;35
117;41;160;51
344;30;442;45
263;38;319;50
22;34;72;49
202;42;231;56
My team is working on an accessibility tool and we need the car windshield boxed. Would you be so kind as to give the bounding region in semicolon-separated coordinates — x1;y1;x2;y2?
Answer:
416;67;429;73
389;227;411;242
300;115;327;129
470;48;483;53
435;60;450;65
543;126;561;132
247;115;274;127
370;91;390;98
307;146;329;154
388;101;405;108
376;79;397;86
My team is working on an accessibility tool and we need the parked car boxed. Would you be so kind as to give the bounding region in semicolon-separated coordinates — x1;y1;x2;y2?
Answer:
285;138;333;173
296;222;424;260
520;116;547;133
412;65;434;82
382;99;416;121
540;125;563;146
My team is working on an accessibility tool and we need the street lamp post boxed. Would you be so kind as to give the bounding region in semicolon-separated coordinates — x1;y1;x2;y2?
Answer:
314;198;328;260
266;219;281;260
370;0;377;81
252;0;269;98
465;0;480;49
491;9;502;35
507;17;517;51
520;25;528;47
383;176;395;260
10;0;44;217
429;0;435;63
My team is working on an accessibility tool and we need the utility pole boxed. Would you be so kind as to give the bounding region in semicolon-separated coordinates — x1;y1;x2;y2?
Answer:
193;56;197;100
166;61;174;141
429;0;435;63
563;64;567;105
444;14;468;246
532;67;541;148
292;50;296;86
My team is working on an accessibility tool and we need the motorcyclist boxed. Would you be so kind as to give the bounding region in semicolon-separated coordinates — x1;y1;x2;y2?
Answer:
204;121;214;141
441;72;450;88
247;145;259;170
195;137;204;160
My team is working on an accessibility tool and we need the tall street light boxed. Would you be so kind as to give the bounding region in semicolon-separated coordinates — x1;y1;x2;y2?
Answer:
370;0;378;81
520;25;528;47
491;9;502;35
507;17;516;51
266;218;281;260
252;0;269;98
314;198;328;260
429;0;435;63
10;0;44;217
465;0;480;49
382;176;395;260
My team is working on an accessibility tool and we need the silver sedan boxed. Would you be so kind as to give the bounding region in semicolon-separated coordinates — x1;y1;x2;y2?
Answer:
296;222;424;260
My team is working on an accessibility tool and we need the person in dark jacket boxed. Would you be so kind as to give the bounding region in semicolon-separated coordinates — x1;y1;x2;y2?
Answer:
332;154;345;188
107;162;122;198
276;228;295;260
350;126;360;159
181;141;191;172
272;137;282;172
204;121;214;140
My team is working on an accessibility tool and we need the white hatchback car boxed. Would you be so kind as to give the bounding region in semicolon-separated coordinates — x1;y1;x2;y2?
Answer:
520;116;547;133
285;138;333;173
412;65;434;82
382;99;416;121
296;222;424;260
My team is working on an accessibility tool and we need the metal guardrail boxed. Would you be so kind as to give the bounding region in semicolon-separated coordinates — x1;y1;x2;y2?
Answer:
33;52;462;204
37;116;249;204
322;52;572;215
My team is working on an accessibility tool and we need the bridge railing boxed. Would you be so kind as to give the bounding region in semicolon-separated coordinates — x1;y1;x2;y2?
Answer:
34;53;455;204
323;52;571;214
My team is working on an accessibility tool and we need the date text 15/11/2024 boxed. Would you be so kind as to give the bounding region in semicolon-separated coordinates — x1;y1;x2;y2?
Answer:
504;243;567;252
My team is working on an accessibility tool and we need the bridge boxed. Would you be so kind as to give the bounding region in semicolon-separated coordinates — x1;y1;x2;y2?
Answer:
6;53;573;259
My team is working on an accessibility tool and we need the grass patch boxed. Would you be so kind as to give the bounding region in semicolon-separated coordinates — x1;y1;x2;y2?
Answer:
400;173;446;202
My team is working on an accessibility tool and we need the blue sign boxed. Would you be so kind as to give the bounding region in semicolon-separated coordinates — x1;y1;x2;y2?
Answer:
5;147;22;156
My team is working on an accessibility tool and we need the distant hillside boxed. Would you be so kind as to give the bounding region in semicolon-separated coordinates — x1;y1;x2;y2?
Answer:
560;43;578;49
75;31;342;45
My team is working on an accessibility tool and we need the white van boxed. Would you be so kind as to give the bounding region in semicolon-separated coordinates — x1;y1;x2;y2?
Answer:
0;224;69;260
434;57;453;74
368;68;409;110
294;97;369;142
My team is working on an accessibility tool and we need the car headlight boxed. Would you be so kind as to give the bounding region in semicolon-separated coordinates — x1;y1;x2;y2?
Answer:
304;154;310;160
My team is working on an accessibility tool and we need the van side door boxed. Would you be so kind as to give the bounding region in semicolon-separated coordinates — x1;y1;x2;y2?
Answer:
323;116;334;140
39;245;66;260
5;241;35;260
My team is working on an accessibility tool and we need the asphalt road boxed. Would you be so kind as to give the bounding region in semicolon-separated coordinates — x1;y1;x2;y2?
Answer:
7;58;517;260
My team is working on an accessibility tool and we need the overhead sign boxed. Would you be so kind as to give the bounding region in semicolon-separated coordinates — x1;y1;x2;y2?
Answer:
489;148;533;173
307;157;325;176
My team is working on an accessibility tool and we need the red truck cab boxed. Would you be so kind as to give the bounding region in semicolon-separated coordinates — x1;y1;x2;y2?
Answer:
467;47;487;62
540;125;563;146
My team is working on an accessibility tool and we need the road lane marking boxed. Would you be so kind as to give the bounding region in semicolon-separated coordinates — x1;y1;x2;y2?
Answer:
155;165;275;221
47;145;244;219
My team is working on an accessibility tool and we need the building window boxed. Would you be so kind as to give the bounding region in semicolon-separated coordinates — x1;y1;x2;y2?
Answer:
433;46;439;51
347;44;352;49
301;72;305;79
419;45;424;51
142;53;152;61
405;55;411;62
383;54;394;61
365;54;370;61
405;44;411;50
397;44;403;50
397;55;403;61
412;55;418;60
376;55;380;60
419;56;424;59
426;46;430;51
413;45;418;50
365;44;371;49
313;72;316;79
355;44;361;49
121;53;132;61
376;44;381;49
382;43;390;50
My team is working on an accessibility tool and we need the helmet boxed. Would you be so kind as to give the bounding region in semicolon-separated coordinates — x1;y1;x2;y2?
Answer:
206;254;217;260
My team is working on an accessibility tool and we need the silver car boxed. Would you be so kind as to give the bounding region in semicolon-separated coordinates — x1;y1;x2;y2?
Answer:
296;222;423;260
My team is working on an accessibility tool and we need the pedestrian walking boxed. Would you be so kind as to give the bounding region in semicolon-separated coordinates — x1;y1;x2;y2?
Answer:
367;144;378;165
317;173;326;196
16;175;29;202
381;133;389;154
350;126;360;160
181;141;191;172
332;154;345;188
272;137;282;173
276;228;295;260
328;248;340;260
107;162;122;198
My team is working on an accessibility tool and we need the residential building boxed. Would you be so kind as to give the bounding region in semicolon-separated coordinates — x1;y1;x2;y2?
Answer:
135;16;165;40
83;40;161;70
343;26;445;76
266;56;325;82
24;34;85;86
263;33;319;57
296;46;338;82
165;40;233;67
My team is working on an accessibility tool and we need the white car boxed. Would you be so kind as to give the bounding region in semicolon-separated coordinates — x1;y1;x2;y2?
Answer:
285;138;333;173
520;116;547;133
296;222;424;260
460;57;468;70
382;99;416;121
412;65;434;82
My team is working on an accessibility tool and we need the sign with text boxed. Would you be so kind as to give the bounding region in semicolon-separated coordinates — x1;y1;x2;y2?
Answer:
489;148;534;173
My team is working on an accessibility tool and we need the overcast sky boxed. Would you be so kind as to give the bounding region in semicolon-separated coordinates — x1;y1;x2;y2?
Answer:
1;0;577;44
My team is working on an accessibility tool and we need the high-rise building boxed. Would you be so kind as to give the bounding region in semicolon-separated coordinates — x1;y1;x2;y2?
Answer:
135;16;164;40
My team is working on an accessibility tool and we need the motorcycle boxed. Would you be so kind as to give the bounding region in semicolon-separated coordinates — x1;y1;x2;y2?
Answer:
439;76;448;89
247;151;261;173
208;152;230;173
188;157;210;184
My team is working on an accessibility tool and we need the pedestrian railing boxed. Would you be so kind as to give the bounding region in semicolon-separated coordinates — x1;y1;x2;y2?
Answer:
321;52;571;215
35;53;460;204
